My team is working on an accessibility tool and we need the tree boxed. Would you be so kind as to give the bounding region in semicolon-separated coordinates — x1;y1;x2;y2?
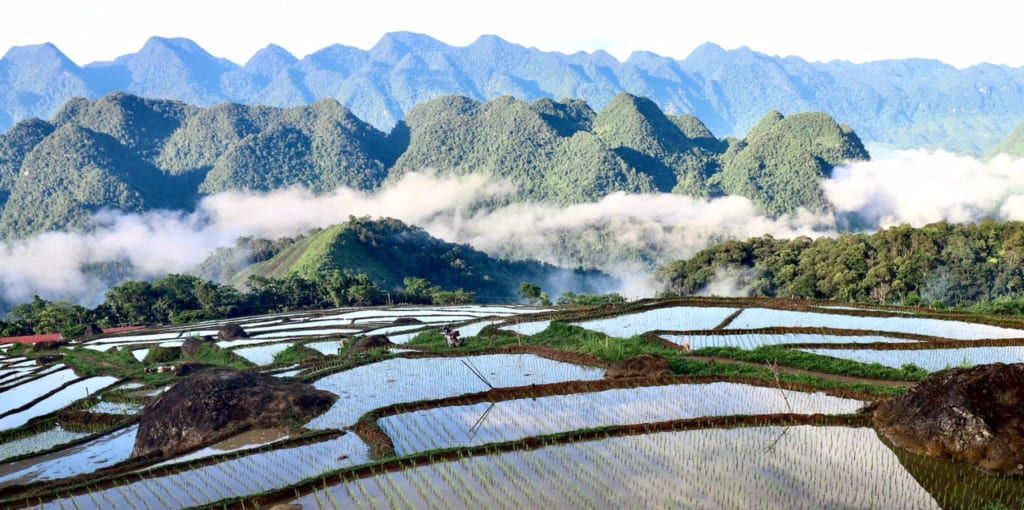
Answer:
518;282;551;305
103;281;158;325
402;277;437;304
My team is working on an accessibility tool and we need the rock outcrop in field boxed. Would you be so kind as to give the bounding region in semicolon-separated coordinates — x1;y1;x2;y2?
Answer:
131;369;336;459
872;363;1024;475
216;323;249;340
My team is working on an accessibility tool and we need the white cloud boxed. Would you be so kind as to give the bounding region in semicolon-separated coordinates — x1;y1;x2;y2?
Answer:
0;172;835;305
8;147;1024;306
824;148;1024;228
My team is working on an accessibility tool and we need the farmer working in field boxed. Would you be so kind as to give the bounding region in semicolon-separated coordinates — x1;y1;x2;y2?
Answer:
442;324;463;347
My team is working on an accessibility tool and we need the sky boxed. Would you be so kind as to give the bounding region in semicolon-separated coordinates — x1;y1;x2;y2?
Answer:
1;0;1022;68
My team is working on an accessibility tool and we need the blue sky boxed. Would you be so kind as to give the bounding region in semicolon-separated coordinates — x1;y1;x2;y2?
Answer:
1;0;1022;68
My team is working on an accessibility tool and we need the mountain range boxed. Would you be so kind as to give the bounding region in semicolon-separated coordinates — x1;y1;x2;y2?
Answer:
3;32;1024;154
0;91;866;238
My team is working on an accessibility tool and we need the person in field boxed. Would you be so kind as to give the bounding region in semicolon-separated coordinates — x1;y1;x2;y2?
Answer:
442;324;463;347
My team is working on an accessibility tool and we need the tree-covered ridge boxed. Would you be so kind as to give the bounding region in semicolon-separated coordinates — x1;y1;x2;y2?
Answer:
0;92;396;238
657;221;1024;308
231;216;615;302
1;33;1023;153
0;91;866;238
391;93;866;208
389;94;662;203
719;111;869;215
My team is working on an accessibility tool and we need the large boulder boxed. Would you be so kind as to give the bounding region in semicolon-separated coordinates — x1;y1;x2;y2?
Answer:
605;354;672;379
217;323;249;340
181;336;215;357
872;363;1024;475
32;340;65;351
346;335;393;358
174;362;215;377
131;368;336;459
392;317;422;325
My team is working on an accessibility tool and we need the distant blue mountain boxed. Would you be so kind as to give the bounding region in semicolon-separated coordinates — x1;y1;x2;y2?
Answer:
2;32;1024;153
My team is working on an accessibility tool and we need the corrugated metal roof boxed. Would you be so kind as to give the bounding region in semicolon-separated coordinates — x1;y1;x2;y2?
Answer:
0;333;63;344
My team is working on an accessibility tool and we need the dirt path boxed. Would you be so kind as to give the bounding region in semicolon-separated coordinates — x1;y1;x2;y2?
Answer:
686;355;916;388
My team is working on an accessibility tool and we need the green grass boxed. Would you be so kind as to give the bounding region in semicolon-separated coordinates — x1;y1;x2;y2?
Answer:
183;343;253;371
272;344;324;365
143;345;181;364
409;322;904;396
50;342;254;384
55;347;173;385
693;346;929;381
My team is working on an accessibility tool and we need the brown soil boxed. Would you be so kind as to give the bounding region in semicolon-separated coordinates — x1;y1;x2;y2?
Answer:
392;317;423;325
353;418;396;458
605;354;672;379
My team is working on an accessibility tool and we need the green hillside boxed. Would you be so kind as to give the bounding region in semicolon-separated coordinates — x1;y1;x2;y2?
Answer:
719;111;870;216
390;93;867;208
230;216;615;301
658;220;1024;307
0;92;868;238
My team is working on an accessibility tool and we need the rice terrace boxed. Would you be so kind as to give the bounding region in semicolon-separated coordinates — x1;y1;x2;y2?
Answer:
5;1;1024;508
0;298;1020;509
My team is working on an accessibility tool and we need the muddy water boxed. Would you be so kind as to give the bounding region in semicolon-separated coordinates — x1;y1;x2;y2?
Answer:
150;428;292;468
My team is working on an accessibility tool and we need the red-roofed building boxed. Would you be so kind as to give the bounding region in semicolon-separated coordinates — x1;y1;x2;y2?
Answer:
0;333;63;344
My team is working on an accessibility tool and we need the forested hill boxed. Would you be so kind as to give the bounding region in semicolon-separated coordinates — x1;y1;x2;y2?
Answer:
657;221;1024;308
226;216;616;302
2;33;1023;153
0;91;866;238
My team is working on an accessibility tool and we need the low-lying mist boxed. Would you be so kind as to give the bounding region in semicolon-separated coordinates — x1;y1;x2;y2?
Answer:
3;147;1024;306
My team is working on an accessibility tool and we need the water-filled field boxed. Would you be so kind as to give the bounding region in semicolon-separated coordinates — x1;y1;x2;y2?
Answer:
0;300;1021;509
297;426;942;509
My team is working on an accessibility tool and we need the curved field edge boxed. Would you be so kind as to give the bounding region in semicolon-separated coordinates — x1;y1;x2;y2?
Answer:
0;429;344;505
200;414;872;510
351;375;878;458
